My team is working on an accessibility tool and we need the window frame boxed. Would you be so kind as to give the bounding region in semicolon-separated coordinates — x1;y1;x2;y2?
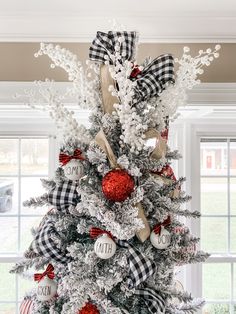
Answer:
0;124;58;312
182;121;236;313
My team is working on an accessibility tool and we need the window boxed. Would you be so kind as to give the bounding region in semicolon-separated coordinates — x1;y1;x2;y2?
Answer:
0;136;55;313
200;138;236;314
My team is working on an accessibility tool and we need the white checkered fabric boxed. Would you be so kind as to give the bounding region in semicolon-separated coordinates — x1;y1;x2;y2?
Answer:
118;241;156;289
48;180;80;211
89;31;137;65
33;219;69;263
135;288;166;314
133;54;175;103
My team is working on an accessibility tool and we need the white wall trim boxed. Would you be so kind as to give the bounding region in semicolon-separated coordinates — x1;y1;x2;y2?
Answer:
0;14;236;43
1;82;236;124
1;82;236;105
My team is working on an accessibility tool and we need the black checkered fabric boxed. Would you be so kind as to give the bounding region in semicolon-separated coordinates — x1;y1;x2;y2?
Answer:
48;180;80;211
32;219;69;263
135;288;166;314
132;54;175;103
89;31;137;65
118;241;156;289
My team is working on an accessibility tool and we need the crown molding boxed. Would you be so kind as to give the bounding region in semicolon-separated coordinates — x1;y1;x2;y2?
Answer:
0;82;236;123
0;82;236;106
0;14;236;43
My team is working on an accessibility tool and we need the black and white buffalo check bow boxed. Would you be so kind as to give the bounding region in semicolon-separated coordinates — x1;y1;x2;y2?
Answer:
136;287;166;314
132;54;175;104
89;31;137;65
32;219;69;263
118;241;156;289
48;180;80;211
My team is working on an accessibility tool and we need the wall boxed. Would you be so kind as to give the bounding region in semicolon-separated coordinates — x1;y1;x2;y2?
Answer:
0;43;235;82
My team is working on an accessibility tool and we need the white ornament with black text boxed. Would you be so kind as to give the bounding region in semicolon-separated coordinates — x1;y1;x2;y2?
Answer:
94;234;116;259
37;277;57;302
150;226;171;249
63;159;84;181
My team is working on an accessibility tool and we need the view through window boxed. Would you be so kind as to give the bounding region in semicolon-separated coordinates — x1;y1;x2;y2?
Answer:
0;136;49;313
201;138;236;314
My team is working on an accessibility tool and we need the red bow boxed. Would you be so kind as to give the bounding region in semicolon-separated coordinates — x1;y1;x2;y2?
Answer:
155;165;176;181
130;65;142;78
161;128;169;142
153;216;171;235
59;149;85;166
34;264;55;282
90;227;114;240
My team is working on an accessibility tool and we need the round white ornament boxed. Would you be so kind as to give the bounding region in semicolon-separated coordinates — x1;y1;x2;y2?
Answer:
37;277;57;302
63;159;84;181
94;234;116;259
172;280;184;305
150;226;171;249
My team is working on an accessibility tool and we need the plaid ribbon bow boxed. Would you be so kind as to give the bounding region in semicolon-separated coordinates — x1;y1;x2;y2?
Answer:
89;31;137;65
34;264;55;282
48;180;80;211
132;54;175;104
32;219;69;263
118;240;156;289
135;288;166;314
59;149;85;166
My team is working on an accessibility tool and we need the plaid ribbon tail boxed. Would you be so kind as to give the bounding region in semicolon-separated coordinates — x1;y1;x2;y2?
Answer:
117;240;156;288
135;288;166;314
48;180;80;212
33;219;69;263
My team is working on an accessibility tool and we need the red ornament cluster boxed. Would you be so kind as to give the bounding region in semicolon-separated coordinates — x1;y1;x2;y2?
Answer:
102;169;135;202
78;303;99;314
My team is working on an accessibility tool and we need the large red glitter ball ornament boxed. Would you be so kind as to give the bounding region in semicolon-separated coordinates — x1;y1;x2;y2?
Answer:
78;303;100;314
102;169;135;202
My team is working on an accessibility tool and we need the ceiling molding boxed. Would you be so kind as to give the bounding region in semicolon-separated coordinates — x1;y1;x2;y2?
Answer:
0;14;236;43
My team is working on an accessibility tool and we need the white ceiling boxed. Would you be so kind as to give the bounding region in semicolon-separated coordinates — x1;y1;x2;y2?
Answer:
0;0;236;42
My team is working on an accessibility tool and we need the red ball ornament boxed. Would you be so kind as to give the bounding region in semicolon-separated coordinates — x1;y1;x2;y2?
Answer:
78;303;100;314
102;169;135;202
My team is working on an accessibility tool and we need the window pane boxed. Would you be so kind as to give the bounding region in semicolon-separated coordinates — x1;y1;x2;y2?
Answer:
21;177;48;215
230;140;236;176
203;263;231;300
0;217;18;253
0;177;18;215
201;140;227;176
231;218;236;253
201;177;228;215
0;263;16;301
21;138;49;175
20;217;42;252
0;139;18;175
203;303;230;314
18;276;35;300
201;217;228;253
0;303;16;314
230;177;236;215
234;264;236;300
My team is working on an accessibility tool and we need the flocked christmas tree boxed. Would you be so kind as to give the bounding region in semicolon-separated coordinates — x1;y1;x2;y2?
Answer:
11;31;220;314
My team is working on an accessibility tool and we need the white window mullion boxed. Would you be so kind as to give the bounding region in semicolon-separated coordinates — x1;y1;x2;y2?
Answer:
227;139;231;255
